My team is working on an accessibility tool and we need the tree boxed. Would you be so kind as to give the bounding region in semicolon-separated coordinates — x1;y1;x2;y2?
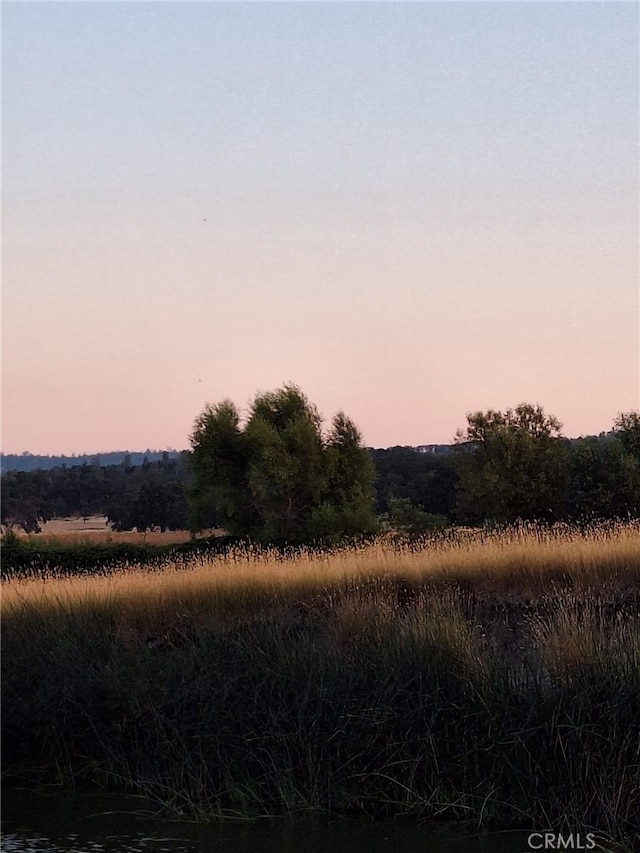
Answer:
0;471;45;533
612;410;640;461
564;436;640;520
387;496;448;536
370;447;458;519
244;387;327;542
188;384;378;544
310;412;378;540
1;458;190;534
188;400;254;535
453;403;568;524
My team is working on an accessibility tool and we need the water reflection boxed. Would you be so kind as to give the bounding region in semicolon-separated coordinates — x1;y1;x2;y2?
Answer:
2;789;531;852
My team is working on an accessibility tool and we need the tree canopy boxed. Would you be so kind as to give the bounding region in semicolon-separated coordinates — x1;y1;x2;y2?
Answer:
188;384;378;544
453;403;568;523
565;435;640;520
4;404;639;535
612;410;640;461
0;454;190;534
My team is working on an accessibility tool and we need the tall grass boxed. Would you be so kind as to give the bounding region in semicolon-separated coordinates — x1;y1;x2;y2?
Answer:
2;523;639;847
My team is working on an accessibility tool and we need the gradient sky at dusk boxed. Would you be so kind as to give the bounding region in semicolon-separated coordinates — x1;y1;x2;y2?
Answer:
2;1;638;454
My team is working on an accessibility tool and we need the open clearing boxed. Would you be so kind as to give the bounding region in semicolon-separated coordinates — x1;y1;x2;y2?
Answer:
8;515;222;546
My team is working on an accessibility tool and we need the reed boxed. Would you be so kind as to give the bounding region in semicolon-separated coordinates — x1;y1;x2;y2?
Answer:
2;522;639;847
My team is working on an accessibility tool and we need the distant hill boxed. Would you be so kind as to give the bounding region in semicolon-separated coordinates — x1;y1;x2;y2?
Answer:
0;450;183;473
4;446;454;472
1;435;612;473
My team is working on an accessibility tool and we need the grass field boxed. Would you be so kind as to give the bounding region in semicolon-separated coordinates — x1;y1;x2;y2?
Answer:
7;514;221;546
0;515;227;578
2;522;639;847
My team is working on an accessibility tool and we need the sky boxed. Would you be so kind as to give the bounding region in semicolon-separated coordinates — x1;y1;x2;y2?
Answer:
2;1;639;454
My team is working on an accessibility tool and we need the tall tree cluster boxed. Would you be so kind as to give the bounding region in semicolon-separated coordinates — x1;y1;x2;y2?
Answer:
453;404;566;523
453;404;640;524
189;385;378;543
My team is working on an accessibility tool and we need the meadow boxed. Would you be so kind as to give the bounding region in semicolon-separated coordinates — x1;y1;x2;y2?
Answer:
0;515;226;578
2;522;639;848
9;514;219;546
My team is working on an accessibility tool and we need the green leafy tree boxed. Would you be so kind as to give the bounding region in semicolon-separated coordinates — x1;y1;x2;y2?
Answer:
387;496;448;535
453;403;568;524
565;436;640;520
370;447;458;519
612;410;640;461
1;471;46;532
188;400;252;534
309;412;378;540
189;384;377;543
244;387;327;542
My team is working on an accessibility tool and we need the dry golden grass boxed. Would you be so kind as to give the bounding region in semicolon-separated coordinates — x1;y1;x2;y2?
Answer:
3;521;639;838
4;522;639;634
528;595;640;679
38;515;111;533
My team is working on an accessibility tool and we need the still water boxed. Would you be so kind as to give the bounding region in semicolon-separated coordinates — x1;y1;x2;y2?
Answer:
1;789;532;853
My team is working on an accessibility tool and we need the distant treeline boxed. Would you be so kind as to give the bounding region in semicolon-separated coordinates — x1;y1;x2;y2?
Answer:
1;446;450;473
2;429;639;535
1;448;455;535
1;452;191;534
0;450;182;473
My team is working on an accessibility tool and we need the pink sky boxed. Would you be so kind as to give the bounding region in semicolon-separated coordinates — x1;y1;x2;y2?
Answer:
2;3;638;454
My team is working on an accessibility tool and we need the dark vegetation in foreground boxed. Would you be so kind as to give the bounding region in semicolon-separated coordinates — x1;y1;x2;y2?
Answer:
2;530;639;848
